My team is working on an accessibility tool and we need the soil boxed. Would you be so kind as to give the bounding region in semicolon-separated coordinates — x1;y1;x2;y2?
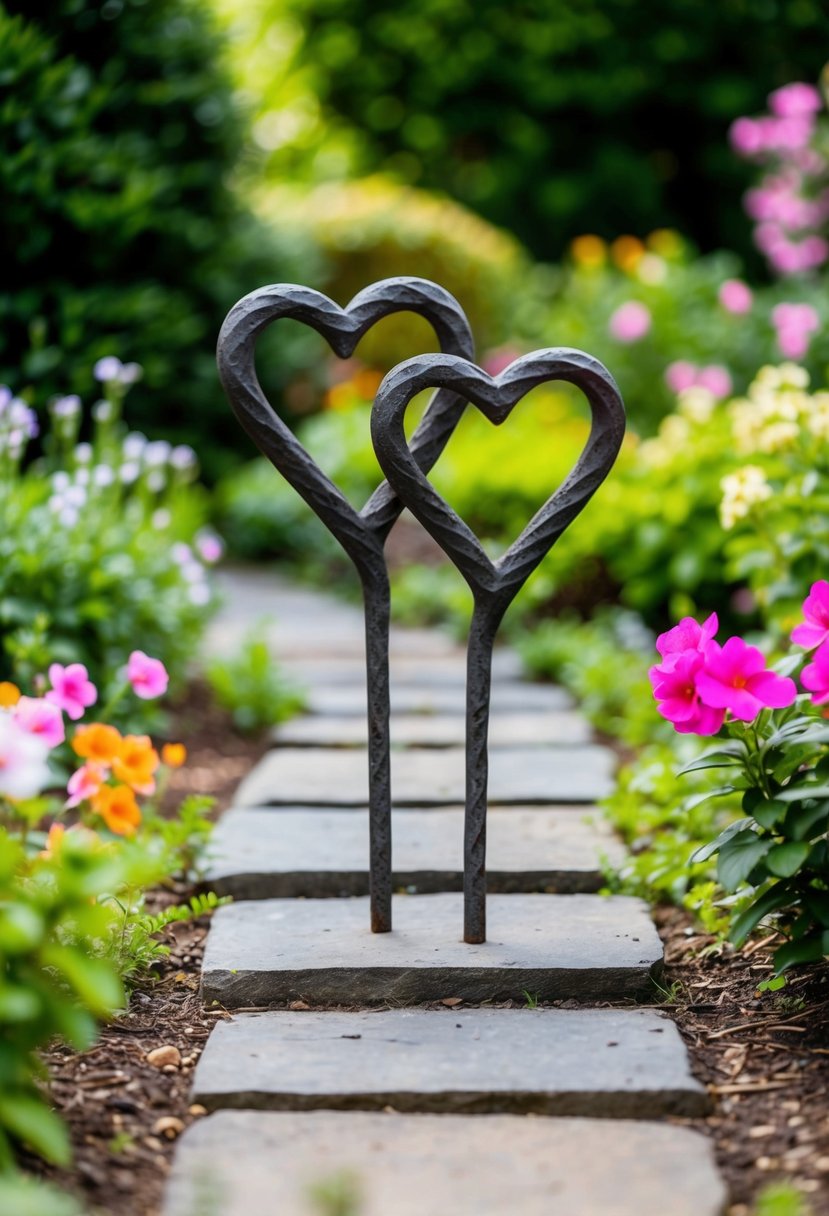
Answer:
26;686;829;1216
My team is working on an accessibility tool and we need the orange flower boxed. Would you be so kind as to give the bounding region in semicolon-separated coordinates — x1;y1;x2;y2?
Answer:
73;723;122;765
611;235;645;273
112;734;159;794
0;682;20;708
92;784;141;836
161;742;187;768
570;234;606;269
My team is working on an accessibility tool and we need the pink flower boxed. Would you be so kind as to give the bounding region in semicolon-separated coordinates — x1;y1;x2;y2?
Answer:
66;762;106;809
656;612;718;660
694;638;797;723
791;580;829;650
609;301;651;343
801;639;829;705
126;650;169;700
45;663;97;721
649;651;725;735
772;302;820;360
696;365;733;399
769;83;822;120
719;280;753;314
665;361;697;393
14;696;65;749
196;532;224;565
730;116;764;157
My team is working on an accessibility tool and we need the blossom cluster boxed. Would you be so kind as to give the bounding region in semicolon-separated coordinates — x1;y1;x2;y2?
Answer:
729;363;829;456
651;581;829;736
0;387;39;463
649;613;796;735
0;650;185;838
730;81;829;276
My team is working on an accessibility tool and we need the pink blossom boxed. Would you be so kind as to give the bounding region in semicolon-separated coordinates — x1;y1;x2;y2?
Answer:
0;716;51;799
126;650;169;700
792;580;829;650
719;280;753;314
45;663;97;721
801;639;829;705
769;83;823;120
66;762;106;808
696;366;733;399
665;361;697;393
483;346;523;376
196;532;224;565
772;302;819;360
656;612;718;660
694;638;797;723
609;301;651;343
730;116;764;157
649;651;725;736
14;696;65;749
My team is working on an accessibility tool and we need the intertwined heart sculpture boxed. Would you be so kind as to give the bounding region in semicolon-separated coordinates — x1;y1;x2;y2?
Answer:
217;279;475;933
371;349;626;941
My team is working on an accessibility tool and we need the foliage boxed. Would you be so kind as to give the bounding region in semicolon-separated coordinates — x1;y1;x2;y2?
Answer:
257;176;531;361
0;1173;84;1216
216;0;829;263
206;635;307;732
0;0;315;478
0;368;218;708
389;565;472;635
104;889;228;983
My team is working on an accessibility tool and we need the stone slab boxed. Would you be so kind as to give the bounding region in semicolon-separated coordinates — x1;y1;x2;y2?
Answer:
192;1007;709;1118
201;893;661;1007
235;745;614;807
162;1111;727;1216
281;649;523;688
273;709;590;748
207;567;462;661
306;680;572;716
203;806;622;899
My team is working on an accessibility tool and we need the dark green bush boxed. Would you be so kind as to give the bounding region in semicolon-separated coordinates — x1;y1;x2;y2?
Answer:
0;0;316;479
240;0;829;263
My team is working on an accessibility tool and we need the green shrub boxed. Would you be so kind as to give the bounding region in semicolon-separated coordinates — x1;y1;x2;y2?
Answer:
0;369;217;706
0;1;315;479
220;0;829;262
206;634;307;732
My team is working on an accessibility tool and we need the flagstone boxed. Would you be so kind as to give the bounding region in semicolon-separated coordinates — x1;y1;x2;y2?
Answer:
162;1111;726;1216
272;709;590;747
200;893;661;1008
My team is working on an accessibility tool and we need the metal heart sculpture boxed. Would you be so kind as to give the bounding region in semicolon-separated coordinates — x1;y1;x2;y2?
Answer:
371;349;626;942
216;278;475;934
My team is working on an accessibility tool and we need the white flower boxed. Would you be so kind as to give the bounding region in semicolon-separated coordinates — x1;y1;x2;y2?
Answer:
120;462;140;484
52;395;81;418
74;468;90;487
74;442;93;464
170;445;197;470
123;432;147;460
59;507;80;528
152;509;172;530
93;399;114;422
93;356;123;383
188;583;211;606
720;465;773;530
93;464;115;487
171;543;192;565
52;471;70;492
144;440;171;466
64;485;87;508
0;716;51;799
146;470;166;493
182;561;206;584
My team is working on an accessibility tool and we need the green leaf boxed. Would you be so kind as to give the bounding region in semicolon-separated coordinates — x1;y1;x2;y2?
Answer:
676;749;745;776
765;841;810;878
775;783;829;803
752;799;787;830
690;817;752;864
730;884;793;948
781;800;829;841
0;1092;71;1166
41;944;123;1017
717;831;771;893
0;1176;82;1216
773;932;829;973
682;785;740;813
756;974;787;993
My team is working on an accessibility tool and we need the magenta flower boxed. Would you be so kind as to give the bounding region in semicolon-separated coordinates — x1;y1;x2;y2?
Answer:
791;580;829;650
769;83;823;120
694;638;797;723
801;640;829;705
126;650;169;700
609;301;651;343
656;612;718;660
14;696;65;749
45;662;97;721
772;302;820;361
719;279;753;314
649;651;725;735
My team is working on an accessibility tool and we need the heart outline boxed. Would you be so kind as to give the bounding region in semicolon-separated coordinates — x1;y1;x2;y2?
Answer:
370;348;625;943
216;278;475;936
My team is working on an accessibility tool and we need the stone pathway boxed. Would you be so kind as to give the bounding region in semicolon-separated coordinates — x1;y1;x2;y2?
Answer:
164;567;726;1215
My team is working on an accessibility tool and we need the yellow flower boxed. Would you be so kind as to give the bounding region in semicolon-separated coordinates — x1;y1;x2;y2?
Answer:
0;682;20;708
570;234;606;269
646;229;684;259
161;742;187;769
719;466;772;530
611;235;645;273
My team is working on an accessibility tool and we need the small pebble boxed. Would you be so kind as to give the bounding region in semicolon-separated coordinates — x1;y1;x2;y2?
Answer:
153;1116;185;1140
146;1046;181;1070
188;1104;207;1117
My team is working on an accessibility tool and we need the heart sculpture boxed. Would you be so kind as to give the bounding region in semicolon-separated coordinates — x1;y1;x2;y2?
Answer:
371;349;626;942
216;279;475;934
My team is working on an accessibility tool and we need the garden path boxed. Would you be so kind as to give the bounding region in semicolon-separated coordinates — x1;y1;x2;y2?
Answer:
164;566;726;1215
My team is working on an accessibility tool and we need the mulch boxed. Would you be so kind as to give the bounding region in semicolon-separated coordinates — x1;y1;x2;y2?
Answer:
24;686;829;1216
